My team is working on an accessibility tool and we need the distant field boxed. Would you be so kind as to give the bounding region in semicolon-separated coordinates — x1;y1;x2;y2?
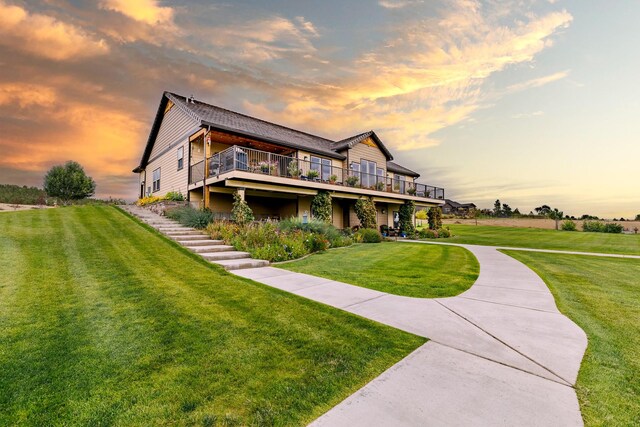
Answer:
280;242;479;298
446;224;640;255
444;217;640;231
505;251;640;426
0;206;423;425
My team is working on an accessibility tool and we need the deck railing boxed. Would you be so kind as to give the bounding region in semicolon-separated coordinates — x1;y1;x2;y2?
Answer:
194;145;444;199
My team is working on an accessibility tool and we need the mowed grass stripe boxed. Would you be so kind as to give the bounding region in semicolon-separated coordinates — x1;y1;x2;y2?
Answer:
280;242;479;298
503;251;640;426
448;224;640;255
0;206;424;426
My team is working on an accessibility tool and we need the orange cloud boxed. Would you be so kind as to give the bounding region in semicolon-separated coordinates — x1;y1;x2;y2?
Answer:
0;0;109;60
99;0;174;26
242;6;573;151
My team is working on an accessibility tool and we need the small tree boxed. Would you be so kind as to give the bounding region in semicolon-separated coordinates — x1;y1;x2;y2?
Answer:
635;214;640;221
535;205;551;216
548;208;564;230
502;203;513;218
398;200;415;235
416;209;428;226
468;207;479;225
428;206;442;230
43;161;95;204
231;191;254;225
311;190;332;223
354;197;377;229
493;199;502;217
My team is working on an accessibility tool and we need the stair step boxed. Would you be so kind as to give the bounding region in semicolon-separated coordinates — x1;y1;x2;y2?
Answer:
179;239;225;247
171;235;213;241
200;251;251;261
211;258;270;271
164;230;206;236
186;244;234;253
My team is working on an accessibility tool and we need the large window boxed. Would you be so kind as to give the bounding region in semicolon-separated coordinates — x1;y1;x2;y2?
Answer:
310;156;332;180
152;168;161;192
360;159;377;188
177;147;184;170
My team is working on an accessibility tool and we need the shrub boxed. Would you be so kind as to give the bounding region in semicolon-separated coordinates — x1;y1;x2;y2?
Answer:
399;200;415;234
137;195;165;206
427;207;443;230
603;223;623;233
419;229;438;239
583;220;605;232
305;233;330;252
278;217;352;248
0;184;55;205
231;192;254;225
354;228;382;243
354;197;377;229
165;206;213;229
311;191;332;223
561;220;577;231
165;191;185;201
437;228;451;238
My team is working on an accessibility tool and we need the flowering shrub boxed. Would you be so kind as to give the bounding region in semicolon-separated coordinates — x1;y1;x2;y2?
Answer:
205;217;352;262
136;195;165;206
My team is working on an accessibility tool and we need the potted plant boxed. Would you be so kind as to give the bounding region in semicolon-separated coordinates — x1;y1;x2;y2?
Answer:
407;187;416;195
329;174;338;184
345;175;359;187
288;161;301;178
307;169;319;180
375;181;385;191
259;161;271;173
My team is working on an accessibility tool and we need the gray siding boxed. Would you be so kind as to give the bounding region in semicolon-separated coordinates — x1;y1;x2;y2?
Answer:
146;103;200;197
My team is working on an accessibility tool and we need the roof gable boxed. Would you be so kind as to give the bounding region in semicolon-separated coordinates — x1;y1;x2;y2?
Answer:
333;130;394;161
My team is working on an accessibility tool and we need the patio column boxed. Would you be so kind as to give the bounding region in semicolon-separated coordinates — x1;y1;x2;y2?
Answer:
237;188;246;201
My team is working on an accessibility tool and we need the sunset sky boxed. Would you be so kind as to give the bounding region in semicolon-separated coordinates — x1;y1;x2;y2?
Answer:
1;0;638;217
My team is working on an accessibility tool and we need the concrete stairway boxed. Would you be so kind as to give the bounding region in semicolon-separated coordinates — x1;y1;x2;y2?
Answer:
121;206;269;270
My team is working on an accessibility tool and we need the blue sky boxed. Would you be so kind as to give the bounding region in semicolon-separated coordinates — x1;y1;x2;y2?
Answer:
0;0;638;217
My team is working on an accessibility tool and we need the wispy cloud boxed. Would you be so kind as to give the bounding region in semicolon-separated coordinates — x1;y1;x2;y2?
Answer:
507;70;570;92
0;0;109;61
379;0;424;9
511;110;545;119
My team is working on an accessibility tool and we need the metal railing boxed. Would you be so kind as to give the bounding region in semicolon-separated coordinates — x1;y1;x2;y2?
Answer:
192;145;444;199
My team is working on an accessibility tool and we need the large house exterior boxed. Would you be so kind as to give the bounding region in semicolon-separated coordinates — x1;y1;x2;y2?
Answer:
442;199;477;216
133;92;445;228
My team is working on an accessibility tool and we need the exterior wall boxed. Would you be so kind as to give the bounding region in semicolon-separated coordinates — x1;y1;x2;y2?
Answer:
298;196;312;221
209;192;234;215
297;150;342;169
376;203;388;227
331;201;344;228
344;137;388;172
145;103;200;197
246;195;296;220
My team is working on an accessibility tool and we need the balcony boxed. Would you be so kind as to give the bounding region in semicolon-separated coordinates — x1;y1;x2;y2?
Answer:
190;145;445;200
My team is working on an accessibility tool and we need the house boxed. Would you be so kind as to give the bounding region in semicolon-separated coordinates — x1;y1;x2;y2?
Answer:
442;199;477;216
133;92;445;228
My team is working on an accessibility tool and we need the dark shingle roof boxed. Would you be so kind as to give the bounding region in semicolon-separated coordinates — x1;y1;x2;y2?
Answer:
135;92;422;173
387;161;420;177
168;92;344;160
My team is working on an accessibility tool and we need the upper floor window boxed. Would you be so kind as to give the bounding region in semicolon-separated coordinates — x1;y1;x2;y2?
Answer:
152;168;161;192
310;156;332;180
361;159;377;188
177;147;184;170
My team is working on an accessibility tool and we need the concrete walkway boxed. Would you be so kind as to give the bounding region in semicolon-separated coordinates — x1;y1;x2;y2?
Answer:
233;244;588;426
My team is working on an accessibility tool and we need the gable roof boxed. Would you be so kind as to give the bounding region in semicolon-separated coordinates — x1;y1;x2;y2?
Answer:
333;130;394;161
387;161;420;178
444;199;476;208
134;92;420;174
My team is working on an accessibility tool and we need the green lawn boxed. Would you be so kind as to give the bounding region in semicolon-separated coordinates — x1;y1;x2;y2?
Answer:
447;224;640;255
504;251;640;426
0;206;424;426
280;242;479;298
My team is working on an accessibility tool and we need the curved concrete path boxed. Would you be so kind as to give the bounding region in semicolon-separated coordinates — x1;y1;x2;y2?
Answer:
233;244;588;426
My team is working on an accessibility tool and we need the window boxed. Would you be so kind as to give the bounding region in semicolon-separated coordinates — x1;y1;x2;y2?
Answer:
177;147;184;170
152;168;161;192
311;156;332;180
360;159;377;188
